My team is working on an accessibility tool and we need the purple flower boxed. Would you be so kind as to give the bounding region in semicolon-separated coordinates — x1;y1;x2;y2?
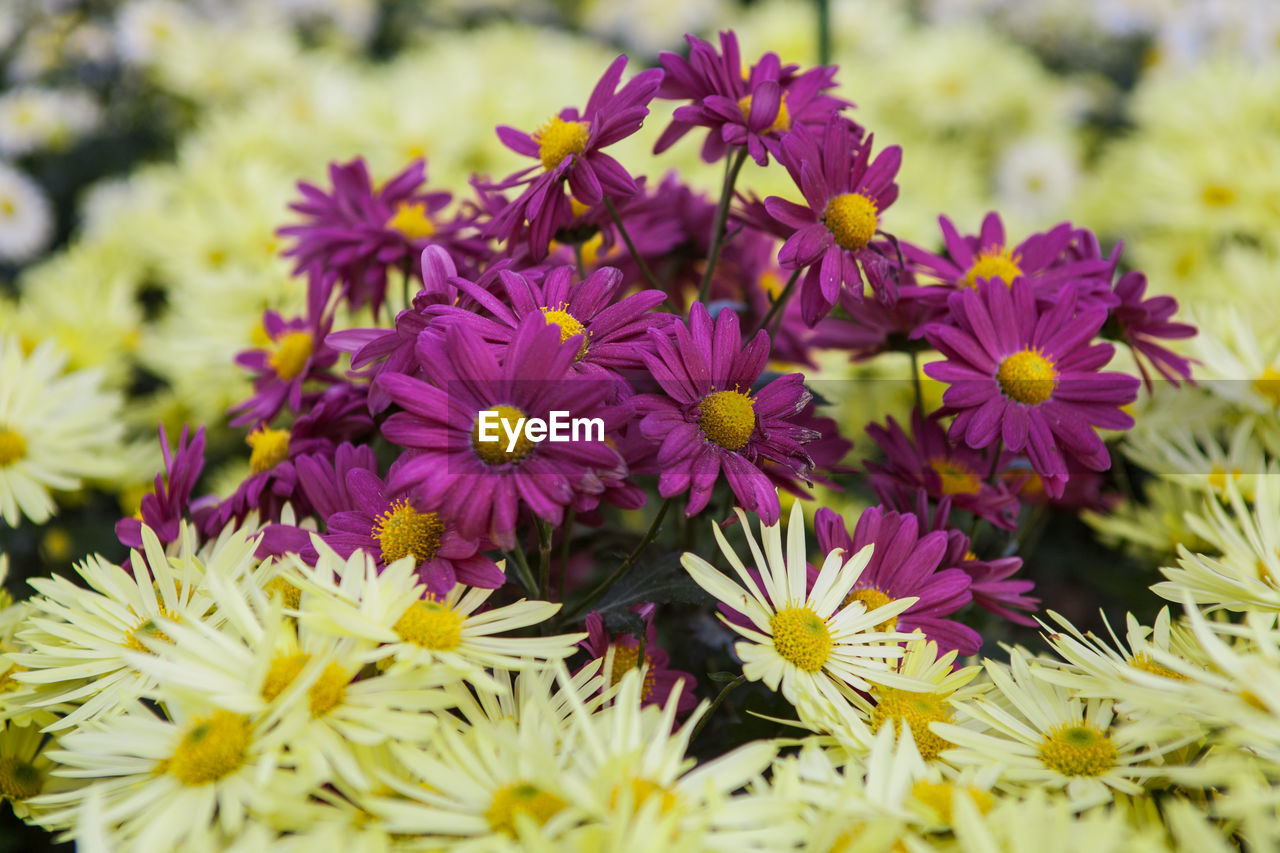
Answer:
654;30;851;166
278;158;469;315
922;279;1139;497
434;265;667;372
230;291;339;427
1107;270;1196;390
580;609;697;713
376;314;629;550
483;55;663;258
814;506;980;656
765;119;903;324
633;303;816;523
116;425;213;550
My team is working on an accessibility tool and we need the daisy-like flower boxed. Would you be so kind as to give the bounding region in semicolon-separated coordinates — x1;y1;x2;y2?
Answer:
229;298;340;427
433;265;668;372
681;500;927;708
0;334;123;526
933;648;1194;808
814;506;980;656
277;157;455;315
1106;271;1196;391
115;424;211;551
654;30;851;166
579;608;696;713
0;721;58;819
922;279;1139;497
0;161;53;262
484;55;663;257
634;303;816;524
377;313;628;550
765;118;903;324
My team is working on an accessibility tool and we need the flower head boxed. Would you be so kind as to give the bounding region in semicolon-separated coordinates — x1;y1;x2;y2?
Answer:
115;425;213;551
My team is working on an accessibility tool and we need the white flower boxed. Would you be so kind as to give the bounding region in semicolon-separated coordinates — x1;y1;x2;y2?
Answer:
0;162;53;262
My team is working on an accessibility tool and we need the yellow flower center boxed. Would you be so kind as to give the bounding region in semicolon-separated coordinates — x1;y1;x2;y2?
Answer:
168;712;251;786
540;305;589;360
535;116;591;170
610;777;680;814
0;756;43;801
928;456;981;496
486;781;567;836
386;200;437;240
247;426;290;474
698;389;756;452
1201;184;1235;207
842;587;899;632
373;500;445;564
963;247;1023;288
1129;652;1187;680
308;662;349;716
770;605;833;673
261;652;307;702
910;780;994;824
123;608;178;653
266;577;302;610
1037;722;1118;777
996;348;1058;405
268;331;313;381
0;427;26;467
1208;466;1243;493
394;599;464;651
471;404;536;466
823;192;880;252
870;687;954;761
736;92;791;133
1254;367;1280;407
605;643;656;701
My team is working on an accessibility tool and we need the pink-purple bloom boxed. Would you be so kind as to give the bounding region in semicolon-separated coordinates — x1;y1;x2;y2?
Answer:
230;294;339;427
580;608;697;713
116;425;213;550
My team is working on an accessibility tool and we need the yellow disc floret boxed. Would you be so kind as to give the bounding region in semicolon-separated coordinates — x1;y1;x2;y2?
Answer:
168;711;251;786
770;605;833;673
394;599;464;651
268;331;313;381
1253;366;1280;407
963;246;1023;288
486;781;567;836
0;756;43;801
842;587;899;632
247;426;290;474
928;456;981;496
261;652;308;702
471;404;536;466
870;687;955;761
605;643;656;700
123;608;178;652
698;389;756;452
823;192;879;251
911;780;994;824
373;499;445;564
736;92;791;133
610;777;680;814
1037;722;1118;777
535;116;591;170
996;348;1058;405
1129;652;1187;680
387;200;437;240
0;427;25;467
308;662;349;717
540;305;589;360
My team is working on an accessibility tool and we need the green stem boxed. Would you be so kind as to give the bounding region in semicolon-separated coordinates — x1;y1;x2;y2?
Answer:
573;242;587;279
506;546;539;600
603;195;662;293
751;268;802;338
562;497;674;622
689;674;747;743
696;148;749;304
536;519;553;601
909;349;924;415
815;0;832;66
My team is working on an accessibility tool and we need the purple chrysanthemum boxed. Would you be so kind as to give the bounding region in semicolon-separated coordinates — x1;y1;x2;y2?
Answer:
116;425;213;550
922;279;1139;497
483;55;663;258
1108;269;1196;390
376;314;629;550
633;303;816;523
814;505;980;656
580;608;697;713
764;118;903;324
230;293;339;427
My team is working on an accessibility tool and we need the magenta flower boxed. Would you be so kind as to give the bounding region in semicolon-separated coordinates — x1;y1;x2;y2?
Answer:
230;293;339;427
654;30;851;166
116;425;214;550
633;303;815;524
814;506;980;656
1108;270;1196;390
435;265;667;372
580;609;697;713
376;314;629;550
922;279;1139;497
277;158;458;315
764;118;903;324
483;55;663;258
864;410;1019;531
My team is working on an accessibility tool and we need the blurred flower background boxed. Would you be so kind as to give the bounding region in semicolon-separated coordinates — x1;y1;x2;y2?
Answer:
1;0;1278;850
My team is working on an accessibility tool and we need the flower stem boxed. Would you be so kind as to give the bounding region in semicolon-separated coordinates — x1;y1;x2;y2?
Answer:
697;147;750;304
506;545;539;600
573;242;587;279
689;674;747;743
815;0;832;66
909;349;924;414
751;268;802;338
562;497;674;622
603;195;662;293
536;518;553;601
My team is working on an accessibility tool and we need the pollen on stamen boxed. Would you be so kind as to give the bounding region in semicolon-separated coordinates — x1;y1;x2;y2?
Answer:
534;116;591;171
842;587;899;633
770;605;833;673
268;330;313;381
373;499;445;564
963;246;1023;289
470;404;536;465
167;711;251;786
247;426;290;474
0;427;26;467
1036;722;1118;777
698;389;756;452
869;687;955;761
540;305;589;360
996;348;1058;405
823;192;879;252
386;199;437;240
394;599;464;651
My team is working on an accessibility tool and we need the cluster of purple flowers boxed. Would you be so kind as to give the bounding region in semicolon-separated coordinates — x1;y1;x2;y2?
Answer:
120;30;1193;703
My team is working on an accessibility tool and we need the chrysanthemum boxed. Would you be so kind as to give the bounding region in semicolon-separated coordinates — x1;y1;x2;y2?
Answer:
377;313;628;550
0;721;58;819
681;500;927;709
115;424;211;551
814;506;980;656
484;55;663;257
633;303;816;524
1107;270;1196;390
0;162;53;262
765;118;903;324
580;608;696;713
922;279;1139;496
229;300;340;427
0;334;124;526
